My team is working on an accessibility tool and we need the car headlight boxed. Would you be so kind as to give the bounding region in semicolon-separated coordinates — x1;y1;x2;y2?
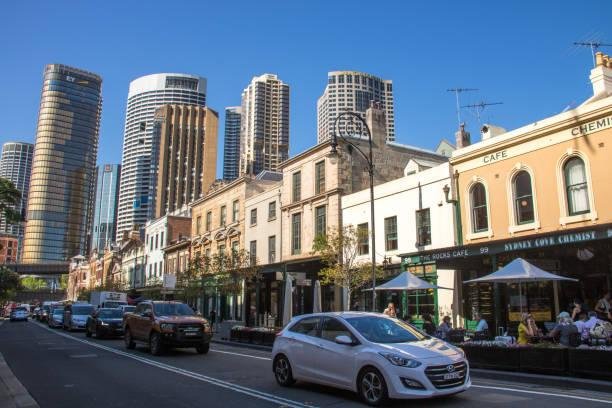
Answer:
160;323;175;331
100;321;109;326
379;352;422;368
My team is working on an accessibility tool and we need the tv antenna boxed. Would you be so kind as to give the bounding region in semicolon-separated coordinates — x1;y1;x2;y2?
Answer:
447;88;478;126
574;41;612;66
461;101;503;125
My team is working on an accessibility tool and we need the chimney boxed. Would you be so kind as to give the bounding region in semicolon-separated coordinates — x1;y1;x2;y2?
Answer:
366;101;387;147
480;124;507;141
590;52;612;97
455;123;471;148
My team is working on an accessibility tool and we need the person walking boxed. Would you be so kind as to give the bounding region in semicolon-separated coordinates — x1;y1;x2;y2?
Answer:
209;309;217;333
437;316;452;340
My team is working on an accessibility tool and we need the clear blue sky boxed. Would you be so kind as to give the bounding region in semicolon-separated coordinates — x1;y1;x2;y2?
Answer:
1;1;610;177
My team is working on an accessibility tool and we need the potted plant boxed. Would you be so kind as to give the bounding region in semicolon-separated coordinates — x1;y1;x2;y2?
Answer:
263;329;277;346
461;341;520;371
230;325;243;342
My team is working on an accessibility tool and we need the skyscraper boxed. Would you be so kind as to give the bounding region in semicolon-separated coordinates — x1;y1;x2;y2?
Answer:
0;141;34;260
22;64;102;262
239;74;289;176
91;164;121;254
317;71;395;143
223;106;241;181
153;105;218;218
115;73;206;241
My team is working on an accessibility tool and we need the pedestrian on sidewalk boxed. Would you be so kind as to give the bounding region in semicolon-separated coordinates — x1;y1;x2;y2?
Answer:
437;316;452;340
209;309;217;333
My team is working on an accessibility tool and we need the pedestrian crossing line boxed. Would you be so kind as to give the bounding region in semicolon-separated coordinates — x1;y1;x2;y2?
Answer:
33;322;315;408
471;385;612;404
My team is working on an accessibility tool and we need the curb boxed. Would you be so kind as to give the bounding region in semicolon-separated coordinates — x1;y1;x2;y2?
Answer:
0;353;39;408
211;339;273;352
471;368;612;393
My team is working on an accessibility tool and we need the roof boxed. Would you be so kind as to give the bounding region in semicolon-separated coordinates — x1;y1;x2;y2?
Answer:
386;141;447;158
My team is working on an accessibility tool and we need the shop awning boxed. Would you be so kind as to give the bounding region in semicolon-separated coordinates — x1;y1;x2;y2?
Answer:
364;271;452;291
463;258;578;284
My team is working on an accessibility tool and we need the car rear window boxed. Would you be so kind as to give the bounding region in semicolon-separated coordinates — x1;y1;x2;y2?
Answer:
72;306;94;315
98;309;123;318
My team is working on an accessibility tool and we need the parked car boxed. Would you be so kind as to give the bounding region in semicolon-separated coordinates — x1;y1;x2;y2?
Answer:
118;305;136;315
63;303;95;331
9;307;28;322
33;307;42;320
272;312;470;406
48;307;65;328
123;301;212;355
41;301;59;322
86;308;124;338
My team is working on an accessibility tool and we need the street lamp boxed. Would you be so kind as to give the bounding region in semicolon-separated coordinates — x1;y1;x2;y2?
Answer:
328;111;378;312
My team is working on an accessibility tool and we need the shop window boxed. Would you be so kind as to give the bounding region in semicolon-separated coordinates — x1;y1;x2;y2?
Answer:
385;216;398;250
564;157;590;216
513;171;535;224
470;183;489;233
357;223;369;255
415;209;431;246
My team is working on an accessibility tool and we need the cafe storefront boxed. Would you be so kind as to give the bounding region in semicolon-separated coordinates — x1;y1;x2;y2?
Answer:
401;224;612;334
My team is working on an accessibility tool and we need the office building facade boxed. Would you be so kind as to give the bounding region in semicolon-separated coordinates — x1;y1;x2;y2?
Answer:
317;71;395;143
153;105;218;218
223;106;241;181
22;64;102;262
91;164;121;254
0;141;34;259
240;74;289;176
115;73;206;241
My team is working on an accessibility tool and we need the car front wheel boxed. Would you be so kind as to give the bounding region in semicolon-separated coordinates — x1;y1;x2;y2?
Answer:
358;367;388;407
195;343;210;354
124;328;135;349
274;355;296;386
85;326;92;337
150;332;163;356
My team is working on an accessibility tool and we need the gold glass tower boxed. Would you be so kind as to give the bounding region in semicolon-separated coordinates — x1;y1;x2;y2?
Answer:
22;64;102;262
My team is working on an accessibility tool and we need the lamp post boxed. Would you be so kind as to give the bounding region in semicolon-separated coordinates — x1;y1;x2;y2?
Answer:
328;111;378;312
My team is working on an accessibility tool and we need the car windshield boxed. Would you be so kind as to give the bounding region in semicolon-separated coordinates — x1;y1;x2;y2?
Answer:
345;316;428;344
122;306;136;313
52;308;64;315
98;309;123;318
104;301;126;308
153;303;194;316
72;306;94;315
14;307;26;312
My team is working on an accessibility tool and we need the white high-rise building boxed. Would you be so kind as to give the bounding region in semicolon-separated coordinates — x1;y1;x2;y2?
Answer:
116;73;206;241
240;74;289;176
317;71;395;143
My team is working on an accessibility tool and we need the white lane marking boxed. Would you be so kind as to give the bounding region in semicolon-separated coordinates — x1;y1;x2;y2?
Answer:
32;322;313;408
211;349;271;361
471;385;612;404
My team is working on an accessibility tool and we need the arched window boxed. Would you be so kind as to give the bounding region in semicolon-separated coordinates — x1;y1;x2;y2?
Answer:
513;171;534;224
564;157;590;216
470;183;488;233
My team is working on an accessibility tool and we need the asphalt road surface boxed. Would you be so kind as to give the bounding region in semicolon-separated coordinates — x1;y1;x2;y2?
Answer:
1;319;611;407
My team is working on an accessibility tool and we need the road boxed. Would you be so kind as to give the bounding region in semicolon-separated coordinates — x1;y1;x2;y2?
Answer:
0;319;610;407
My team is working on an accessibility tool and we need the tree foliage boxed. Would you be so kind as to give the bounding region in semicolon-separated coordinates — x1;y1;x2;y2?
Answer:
0;177;23;226
0;267;22;300
312;225;383;310
206;249;260;296
21;276;48;290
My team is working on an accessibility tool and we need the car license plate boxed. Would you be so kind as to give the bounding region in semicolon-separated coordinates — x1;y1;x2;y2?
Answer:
185;331;198;336
443;372;461;380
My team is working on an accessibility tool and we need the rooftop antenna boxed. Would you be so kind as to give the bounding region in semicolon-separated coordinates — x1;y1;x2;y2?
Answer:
461;101;503;125
574;41;612;66
447;88;478;126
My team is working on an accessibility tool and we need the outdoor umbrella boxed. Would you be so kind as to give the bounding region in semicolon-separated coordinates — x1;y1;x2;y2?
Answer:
463;258;578;313
364;271;452;291
313;280;322;313
282;275;293;326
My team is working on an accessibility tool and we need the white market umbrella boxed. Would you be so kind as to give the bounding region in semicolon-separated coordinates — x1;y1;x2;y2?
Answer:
313;280;322;313
364;271;452;291
463;258;578;313
282;275;293;326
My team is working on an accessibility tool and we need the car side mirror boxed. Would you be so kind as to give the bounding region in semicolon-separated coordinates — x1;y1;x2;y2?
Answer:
335;335;354;346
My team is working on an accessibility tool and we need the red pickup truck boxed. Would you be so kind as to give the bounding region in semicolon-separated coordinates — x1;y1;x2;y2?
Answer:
123;301;212;355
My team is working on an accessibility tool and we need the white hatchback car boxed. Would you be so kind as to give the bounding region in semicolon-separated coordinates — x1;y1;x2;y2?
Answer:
272;312;470;406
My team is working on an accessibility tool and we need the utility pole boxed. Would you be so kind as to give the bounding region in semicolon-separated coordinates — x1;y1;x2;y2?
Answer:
574;41;612;66
447;88;478;126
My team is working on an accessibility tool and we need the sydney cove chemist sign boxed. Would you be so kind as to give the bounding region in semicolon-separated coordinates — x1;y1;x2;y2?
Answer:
402;226;612;264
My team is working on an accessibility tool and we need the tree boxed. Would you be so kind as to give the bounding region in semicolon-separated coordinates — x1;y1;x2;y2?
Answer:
58;274;69;290
312;225;383;310
0;178;23;226
21;276;48;290
176;253;207;303
208;249;260;296
0;267;22;301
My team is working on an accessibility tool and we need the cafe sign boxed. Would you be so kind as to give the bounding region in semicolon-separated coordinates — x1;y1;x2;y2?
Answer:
402;227;612;264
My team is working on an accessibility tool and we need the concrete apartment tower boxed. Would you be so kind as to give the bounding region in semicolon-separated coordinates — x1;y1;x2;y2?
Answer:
0;141;34;260
317;71;395;143
223;106;242;181
115;73;206;241
22;64;102;262
239;74;289;176
90;164;121;254
152;105;218;218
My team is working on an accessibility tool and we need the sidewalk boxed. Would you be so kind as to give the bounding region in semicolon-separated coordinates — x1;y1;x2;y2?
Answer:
0;333;39;408
210;331;273;352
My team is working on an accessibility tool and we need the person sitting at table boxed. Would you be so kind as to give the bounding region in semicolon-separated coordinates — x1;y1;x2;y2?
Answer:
437;316;452;340
473;312;489;339
517;313;539;345
421;313;436;336
594;291;611;321
383;302;397;318
570;297;588;321
549;311;579;347
575;311;598;341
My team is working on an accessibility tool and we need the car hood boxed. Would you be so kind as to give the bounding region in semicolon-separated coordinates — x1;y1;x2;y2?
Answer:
99;318;123;323
376;338;462;359
156;316;205;323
